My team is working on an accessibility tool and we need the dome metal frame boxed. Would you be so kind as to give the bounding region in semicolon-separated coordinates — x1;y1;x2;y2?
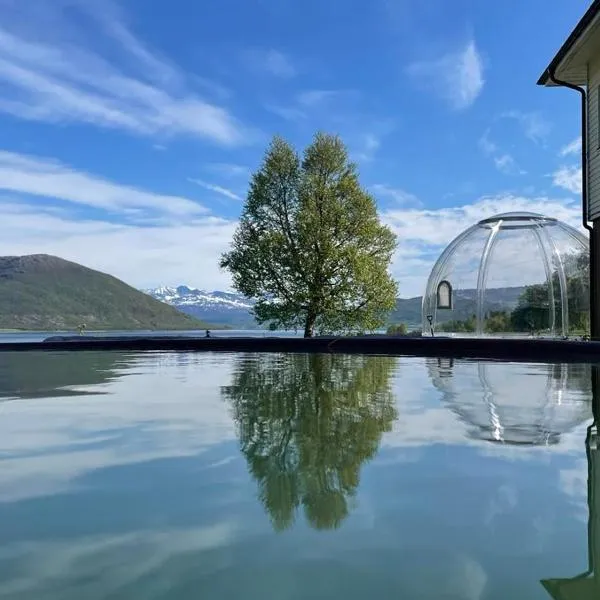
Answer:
422;212;589;337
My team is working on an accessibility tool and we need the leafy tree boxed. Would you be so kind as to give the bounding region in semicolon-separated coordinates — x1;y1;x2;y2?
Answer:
438;315;476;333
510;251;589;334
484;311;512;333
222;353;398;531
386;322;408;335
220;133;398;337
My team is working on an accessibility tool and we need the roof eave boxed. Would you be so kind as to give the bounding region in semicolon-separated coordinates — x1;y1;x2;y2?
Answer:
537;0;600;87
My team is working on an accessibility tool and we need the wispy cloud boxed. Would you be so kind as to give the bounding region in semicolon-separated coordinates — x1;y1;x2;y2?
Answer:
266;104;307;121
478;129;498;156
0;150;207;217
268;89;360;122
206;163;250;178
494;154;525;176
188;178;242;201
0;4;247;145
372;184;420;206
244;48;296;78
552;165;582;194
297;89;341;107
352;133;382;162
560;137;582;156
502;111;551;144
407;40;485;110
478;130;525;175
263;49;295;78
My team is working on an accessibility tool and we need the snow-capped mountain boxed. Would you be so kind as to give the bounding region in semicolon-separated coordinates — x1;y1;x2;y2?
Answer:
143;285;257;328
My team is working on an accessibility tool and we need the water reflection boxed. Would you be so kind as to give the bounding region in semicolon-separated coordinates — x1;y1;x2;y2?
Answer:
222;353;398;531
0;351;134;400
427;359;592;445
541;365;600;599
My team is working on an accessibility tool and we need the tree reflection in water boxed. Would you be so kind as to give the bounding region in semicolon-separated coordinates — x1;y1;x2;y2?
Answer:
222;353;398;531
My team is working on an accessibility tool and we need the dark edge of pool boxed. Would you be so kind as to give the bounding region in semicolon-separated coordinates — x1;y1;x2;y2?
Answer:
0;335;598;364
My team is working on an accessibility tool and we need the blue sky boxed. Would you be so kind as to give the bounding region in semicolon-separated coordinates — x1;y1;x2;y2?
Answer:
0;0;590;296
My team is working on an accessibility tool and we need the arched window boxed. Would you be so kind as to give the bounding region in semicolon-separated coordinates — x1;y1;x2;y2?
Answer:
437;280;452;309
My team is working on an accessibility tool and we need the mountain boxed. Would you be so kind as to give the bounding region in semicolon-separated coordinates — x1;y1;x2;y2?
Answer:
391;286;525;328
145;285;526;330
0;255;217;331
144;285;256;328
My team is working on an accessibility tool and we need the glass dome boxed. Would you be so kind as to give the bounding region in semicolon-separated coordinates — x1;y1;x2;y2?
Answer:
422;212;589;337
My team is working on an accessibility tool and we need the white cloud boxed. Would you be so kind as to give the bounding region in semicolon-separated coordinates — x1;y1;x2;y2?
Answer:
0;185;582;298
0;5;246;144
552;165;582;194
0;150;207;216
0;201;236;290
560;137;582;156
188;178;243;201
494;154;526;176
478;130;525;175
0;148;583;298
407;40;485;110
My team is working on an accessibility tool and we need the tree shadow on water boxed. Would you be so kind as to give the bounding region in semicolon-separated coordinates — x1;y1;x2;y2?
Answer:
221;353;398;532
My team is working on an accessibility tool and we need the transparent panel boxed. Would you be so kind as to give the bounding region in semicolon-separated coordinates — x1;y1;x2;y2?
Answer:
422;225;490;333
422;213;589;337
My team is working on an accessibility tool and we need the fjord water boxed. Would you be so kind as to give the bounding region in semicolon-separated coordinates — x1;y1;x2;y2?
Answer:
0;351;597;599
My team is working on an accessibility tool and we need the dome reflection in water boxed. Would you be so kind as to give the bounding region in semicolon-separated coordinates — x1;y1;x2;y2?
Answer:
222;353;398;531
427;358;592;445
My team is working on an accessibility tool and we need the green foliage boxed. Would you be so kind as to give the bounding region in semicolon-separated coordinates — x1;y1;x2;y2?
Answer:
484;311;512;333
438;315;476;333
0;254;213;330
222;353;397;531
510;252;589;334
220;133;398;337
386;322;408;335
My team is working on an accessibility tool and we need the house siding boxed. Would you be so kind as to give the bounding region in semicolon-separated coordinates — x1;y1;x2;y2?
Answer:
588;57;600;220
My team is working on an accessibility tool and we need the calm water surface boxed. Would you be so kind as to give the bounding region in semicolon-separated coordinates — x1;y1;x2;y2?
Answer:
0;329;304;343
0;351;598;599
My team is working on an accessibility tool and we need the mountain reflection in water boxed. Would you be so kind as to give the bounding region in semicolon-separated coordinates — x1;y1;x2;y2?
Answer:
222;353;398;531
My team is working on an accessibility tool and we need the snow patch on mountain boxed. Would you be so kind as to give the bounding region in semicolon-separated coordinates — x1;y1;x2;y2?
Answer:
145;285;254;310
143;285;257;327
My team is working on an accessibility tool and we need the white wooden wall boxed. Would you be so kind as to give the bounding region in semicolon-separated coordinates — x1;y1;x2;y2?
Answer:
588;57;600;220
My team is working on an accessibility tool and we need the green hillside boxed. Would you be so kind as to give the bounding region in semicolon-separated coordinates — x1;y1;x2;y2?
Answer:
0;254;218;331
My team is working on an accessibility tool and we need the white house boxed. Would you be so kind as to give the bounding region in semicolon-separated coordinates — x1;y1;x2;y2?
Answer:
539;0;600;338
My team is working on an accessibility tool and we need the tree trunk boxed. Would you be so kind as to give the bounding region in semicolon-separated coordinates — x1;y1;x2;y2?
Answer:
304;311;316;338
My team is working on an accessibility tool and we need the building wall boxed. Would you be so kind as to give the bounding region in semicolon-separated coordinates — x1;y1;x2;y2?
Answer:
588;56;600;220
